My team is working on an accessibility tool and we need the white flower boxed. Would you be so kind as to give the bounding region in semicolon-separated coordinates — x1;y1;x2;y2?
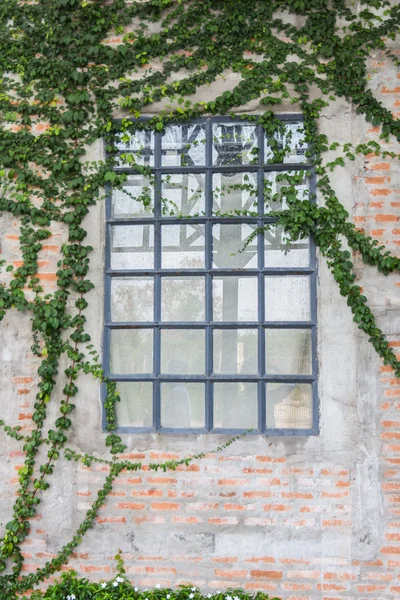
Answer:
67;596;76;600
166;595;171;599
156;584;161;589
226;595;233;600
191;588;197;592
216;592;221;595
234;596;240;600
135;587;139;592
112;581;118;587
116;576;124;583
207;594;212;598
189;594;194;598
101;582;107;588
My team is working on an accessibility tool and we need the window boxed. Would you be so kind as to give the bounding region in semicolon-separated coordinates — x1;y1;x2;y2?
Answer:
104;117;318;434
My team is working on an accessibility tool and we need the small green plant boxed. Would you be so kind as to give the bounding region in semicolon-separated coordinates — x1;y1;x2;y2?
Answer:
23;554;280;600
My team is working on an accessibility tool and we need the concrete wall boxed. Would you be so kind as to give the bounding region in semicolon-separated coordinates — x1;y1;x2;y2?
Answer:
0;36;400;600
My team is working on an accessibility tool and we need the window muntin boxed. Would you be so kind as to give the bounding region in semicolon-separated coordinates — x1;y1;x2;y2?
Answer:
105;117;318;434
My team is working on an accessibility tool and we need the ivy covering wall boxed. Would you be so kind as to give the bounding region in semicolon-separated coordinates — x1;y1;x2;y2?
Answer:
0;0;399;597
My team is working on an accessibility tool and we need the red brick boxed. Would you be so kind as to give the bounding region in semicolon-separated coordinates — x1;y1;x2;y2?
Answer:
214;569;247;578
256;455;286;463
322;519;351;527
381;86;400;93
147;477;176;484
132;489;162;497
263;504;290;511
208;517;238;525
375;214;399;222
96;516;126;524
243;491;273;498
250;570;283;579
369;163;391;170
218;479;247;485
80;566;110;573
381;546;400;554
171;517;201;524
317;583;347;591
150;502;181;511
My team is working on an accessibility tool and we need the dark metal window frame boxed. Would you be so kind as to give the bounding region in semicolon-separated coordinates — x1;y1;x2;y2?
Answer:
103;115;319;436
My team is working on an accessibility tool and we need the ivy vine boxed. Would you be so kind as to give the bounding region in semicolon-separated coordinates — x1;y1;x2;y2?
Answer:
0;0;399;596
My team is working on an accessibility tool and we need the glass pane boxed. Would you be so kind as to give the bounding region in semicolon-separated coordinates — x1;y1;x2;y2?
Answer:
162;224;205;269
161;173;205;217
115;382;153;427
161;383;205;428
214;329;258;374
116;130;155;167
160;329;205;374
264;172;309;213
111;175;154;218
162;124;206;166
212;224;258;269
264;122;307;164
264;226;310;267
266;383;312;429
110;329;153;374
111;278;154;322
265;276;310;321
213;123;258;166
213;277;258;322
161;277;205;322
265;329;312;375
214;382;258;429
110;225;154;270
213;172;258;215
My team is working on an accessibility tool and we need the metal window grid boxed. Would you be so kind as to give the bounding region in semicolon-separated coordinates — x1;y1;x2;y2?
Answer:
103;116;318;435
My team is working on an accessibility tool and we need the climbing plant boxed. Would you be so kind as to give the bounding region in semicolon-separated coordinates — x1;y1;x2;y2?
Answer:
0;0;399;596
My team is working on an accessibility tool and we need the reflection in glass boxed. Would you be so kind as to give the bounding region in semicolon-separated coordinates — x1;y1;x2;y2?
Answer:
161;224;205;269
162;124;206;166
161;173;205;216
213;123;258;166
110;225;154;270
110;329;153;374
116;382;153;427
116;130;155;167
264;172;309;213
265;329;312;375
214;329;258;374
161;329;205;374
265;276;310;321
264;122;307;164
264;226;309;267
161;277;205;322
111;175;154;218
266;383;312;429
111;278;154;322
161;382;205;428
212;224;258;269
213;276;258;322
212;172;257;214
214;383;258;429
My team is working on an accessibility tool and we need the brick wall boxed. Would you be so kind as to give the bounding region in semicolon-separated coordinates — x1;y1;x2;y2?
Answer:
0;47;399;600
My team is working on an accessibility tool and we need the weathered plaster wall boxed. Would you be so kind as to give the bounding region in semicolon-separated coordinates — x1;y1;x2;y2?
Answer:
0;39;399;600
